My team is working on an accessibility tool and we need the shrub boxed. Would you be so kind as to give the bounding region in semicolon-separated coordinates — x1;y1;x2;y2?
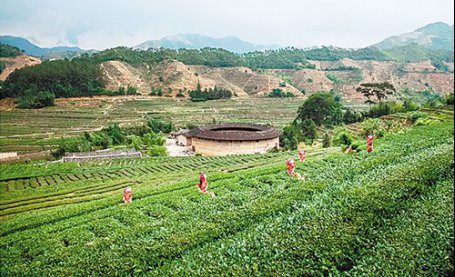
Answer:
268;88;295;98
296;93;343;126
147;145;168;157
343;108;363;124
104;123;125;145
445;93;454;105
363;101;404;118
424;99;444;109
403;98;420;112
126;85;138;95
281;123;301;150
301;119;318;144
16;88;55;109
147;119;174;133
407;112;429;124
332;127;353;146
361;118;384;138
143;132;166;147
323;133;332;148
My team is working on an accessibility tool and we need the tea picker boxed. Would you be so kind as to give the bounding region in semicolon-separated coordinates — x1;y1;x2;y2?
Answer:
198;172;217;198
123;187;132;204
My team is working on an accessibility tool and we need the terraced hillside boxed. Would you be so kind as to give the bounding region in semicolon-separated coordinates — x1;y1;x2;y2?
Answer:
0;98;303;155
0;122;453;275
99;59;454;99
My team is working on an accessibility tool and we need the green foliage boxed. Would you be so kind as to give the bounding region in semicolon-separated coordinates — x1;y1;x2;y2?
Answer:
431;58;450;72
383;43;454;63
357;82;396;105
363;101;405;118
361;118;384;137
0;44;22;57
422;89;444;102
147;119;174;133
403;98;420;112
300;119;318;144
281;119;317;149
0;58;104;99
126;85;138;96
332;127;353;146
296;92;343;126
143;132;166;147
268;88;295;98
407;111;429;124
104;123;125;145
324;66;359;71
445;93;454;105
128;135;143;151
322;133;332;148
281;123;301;150
53;121;170;158
342;108;363;124
0;61;5;74
424;99;444;109
176;89;185;98
16;87;55;109
147;145;168;157
1;123;453;276
326;73;339;84
189;85;233;102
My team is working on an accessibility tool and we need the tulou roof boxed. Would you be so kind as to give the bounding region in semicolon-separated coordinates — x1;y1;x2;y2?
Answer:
187;123;280;141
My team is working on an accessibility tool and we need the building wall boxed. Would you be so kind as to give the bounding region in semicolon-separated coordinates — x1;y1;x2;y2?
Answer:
176;135;189;146
192;137;280;156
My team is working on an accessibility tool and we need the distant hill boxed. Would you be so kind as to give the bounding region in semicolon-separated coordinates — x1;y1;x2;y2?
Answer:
135;34;281;53
373;22;454;51
0;35;84;57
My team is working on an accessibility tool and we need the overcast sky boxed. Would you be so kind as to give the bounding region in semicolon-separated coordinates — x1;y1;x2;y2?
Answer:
0;0;453;50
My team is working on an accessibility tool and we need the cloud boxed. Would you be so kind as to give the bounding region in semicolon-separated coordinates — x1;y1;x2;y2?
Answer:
0;0;453;49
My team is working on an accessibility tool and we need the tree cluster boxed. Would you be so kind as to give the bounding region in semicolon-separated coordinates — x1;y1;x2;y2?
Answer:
0;44;23;58
189;84;233;102
268;88;295;98
0;58;105;99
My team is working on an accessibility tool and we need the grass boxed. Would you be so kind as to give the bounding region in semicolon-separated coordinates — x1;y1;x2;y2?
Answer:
0;121;453;275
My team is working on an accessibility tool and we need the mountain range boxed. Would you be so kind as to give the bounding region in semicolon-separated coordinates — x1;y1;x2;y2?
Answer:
0;36;83;57
373;22;454;51
1;22;453;58
134;34;281;53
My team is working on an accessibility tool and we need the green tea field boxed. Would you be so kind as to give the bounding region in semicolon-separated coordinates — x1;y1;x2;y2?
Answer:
1;121;453;276
0;97;304;155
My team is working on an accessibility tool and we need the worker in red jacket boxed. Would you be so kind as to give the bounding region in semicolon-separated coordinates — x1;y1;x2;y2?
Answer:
299;150;306;162
198;172;208;193
287;159;296;176
197;172;217;198
367;135;374;153
123;187;132;204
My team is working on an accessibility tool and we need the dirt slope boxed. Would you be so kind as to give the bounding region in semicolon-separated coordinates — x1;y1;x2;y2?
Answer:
0;55;41;81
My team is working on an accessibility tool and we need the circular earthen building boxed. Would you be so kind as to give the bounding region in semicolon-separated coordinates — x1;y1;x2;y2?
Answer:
187;123;280;156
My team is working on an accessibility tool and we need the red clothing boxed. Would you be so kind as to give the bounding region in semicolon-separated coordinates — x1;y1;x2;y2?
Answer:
198;174;208;192
367;135;374;153
287;160;296;176
123;188;132;203
299;150;306;162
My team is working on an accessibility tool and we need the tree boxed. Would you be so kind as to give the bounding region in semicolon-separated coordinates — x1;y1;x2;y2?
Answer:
281;123;301;150
105;123;125;145
16;87;55;109
356;82;396;105
323;133;332;148
300;119;317;144
296;93;343;126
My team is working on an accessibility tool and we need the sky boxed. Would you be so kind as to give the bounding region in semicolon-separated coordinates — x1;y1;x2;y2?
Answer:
0;0;453;50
